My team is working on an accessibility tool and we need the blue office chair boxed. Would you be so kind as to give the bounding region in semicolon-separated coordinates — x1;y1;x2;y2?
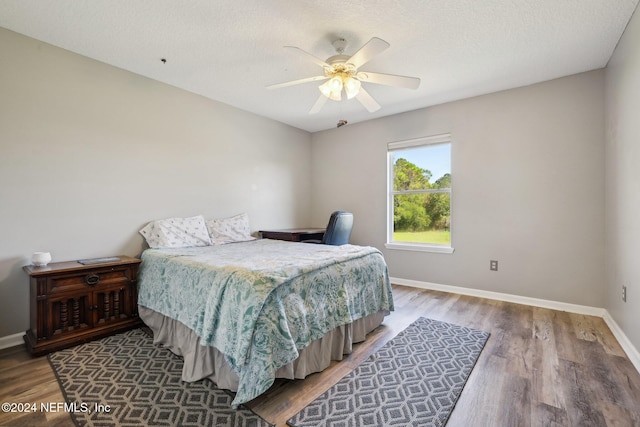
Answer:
308;211;353;245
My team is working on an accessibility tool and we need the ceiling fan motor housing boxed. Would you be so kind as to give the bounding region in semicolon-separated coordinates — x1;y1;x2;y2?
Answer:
324;55;357;79
326;54;351;66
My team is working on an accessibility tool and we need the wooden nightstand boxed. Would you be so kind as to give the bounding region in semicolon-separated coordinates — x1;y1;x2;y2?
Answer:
23;256;141;356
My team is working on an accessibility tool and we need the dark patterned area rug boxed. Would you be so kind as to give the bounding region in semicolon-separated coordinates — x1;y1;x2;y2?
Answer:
48;328;272;427
287;317;490;427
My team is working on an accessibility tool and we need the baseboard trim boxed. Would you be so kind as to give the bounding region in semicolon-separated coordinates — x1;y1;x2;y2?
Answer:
0;332;24;350
391;277;606;316
391;276;640;373
602;311;640;374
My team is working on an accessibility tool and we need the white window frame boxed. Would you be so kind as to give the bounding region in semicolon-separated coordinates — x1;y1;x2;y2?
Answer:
385;133;454;254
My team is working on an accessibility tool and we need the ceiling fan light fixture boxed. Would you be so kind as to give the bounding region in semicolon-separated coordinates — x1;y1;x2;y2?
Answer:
344;77;361;99
319;77;343;101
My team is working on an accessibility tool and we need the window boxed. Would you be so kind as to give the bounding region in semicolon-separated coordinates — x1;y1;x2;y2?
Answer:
386;134;453;253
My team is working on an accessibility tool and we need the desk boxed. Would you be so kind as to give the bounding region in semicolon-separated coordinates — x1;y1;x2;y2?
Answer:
260;228;325;242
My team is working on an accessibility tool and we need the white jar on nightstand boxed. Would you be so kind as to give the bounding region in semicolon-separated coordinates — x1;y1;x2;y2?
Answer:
31;252;52;267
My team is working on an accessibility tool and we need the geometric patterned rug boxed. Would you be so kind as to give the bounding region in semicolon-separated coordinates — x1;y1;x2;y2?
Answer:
287;317;490;427
48;328;272;427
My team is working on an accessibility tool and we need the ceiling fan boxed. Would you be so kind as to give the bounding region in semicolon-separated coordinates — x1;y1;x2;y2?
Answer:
267;37;421;114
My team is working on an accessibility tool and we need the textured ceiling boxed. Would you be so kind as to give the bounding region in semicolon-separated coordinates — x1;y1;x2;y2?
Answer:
0;1;638;133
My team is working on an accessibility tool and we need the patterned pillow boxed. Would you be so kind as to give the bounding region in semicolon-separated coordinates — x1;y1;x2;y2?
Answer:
206;213;256;245
139;215;212;248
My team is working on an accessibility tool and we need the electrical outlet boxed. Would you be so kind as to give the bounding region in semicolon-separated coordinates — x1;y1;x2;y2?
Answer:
622;285;627;302
490;260;498;271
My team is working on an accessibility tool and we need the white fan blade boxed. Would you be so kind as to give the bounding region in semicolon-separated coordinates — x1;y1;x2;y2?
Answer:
356;72;420;90
355;87;381;112
284;46;331;68
347;37;390;69
309;94;328;114
266;75;328;90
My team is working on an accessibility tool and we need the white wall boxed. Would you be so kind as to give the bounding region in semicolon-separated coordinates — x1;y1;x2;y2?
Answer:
311;70;605;307
0;28;312;337
605;7;640;352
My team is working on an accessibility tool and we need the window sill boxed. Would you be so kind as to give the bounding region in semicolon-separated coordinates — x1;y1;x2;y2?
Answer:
384;242;455;254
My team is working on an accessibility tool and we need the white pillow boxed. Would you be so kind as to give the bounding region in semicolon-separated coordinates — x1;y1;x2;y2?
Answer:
206;213;256;245
139;215;212;249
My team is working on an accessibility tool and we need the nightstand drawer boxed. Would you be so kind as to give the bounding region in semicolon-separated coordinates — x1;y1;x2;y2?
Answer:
47;267;132;294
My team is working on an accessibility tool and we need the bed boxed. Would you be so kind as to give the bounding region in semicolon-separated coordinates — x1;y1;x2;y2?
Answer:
136;238;393;407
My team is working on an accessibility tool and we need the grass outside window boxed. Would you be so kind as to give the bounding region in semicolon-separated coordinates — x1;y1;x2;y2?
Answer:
393;230;450;245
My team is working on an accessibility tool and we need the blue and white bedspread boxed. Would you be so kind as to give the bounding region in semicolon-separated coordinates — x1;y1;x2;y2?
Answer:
137;239;393;406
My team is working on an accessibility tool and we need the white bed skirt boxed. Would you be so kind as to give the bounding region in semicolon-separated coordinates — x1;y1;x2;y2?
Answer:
139;306;387;392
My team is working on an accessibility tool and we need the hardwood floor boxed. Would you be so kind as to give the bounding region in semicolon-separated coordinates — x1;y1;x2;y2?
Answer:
1;285;639;426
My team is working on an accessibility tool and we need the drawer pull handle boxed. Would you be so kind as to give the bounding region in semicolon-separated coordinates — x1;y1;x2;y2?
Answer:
85;274;100;286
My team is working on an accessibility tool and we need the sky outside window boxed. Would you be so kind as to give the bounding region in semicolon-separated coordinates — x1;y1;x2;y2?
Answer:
394;144;450;183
